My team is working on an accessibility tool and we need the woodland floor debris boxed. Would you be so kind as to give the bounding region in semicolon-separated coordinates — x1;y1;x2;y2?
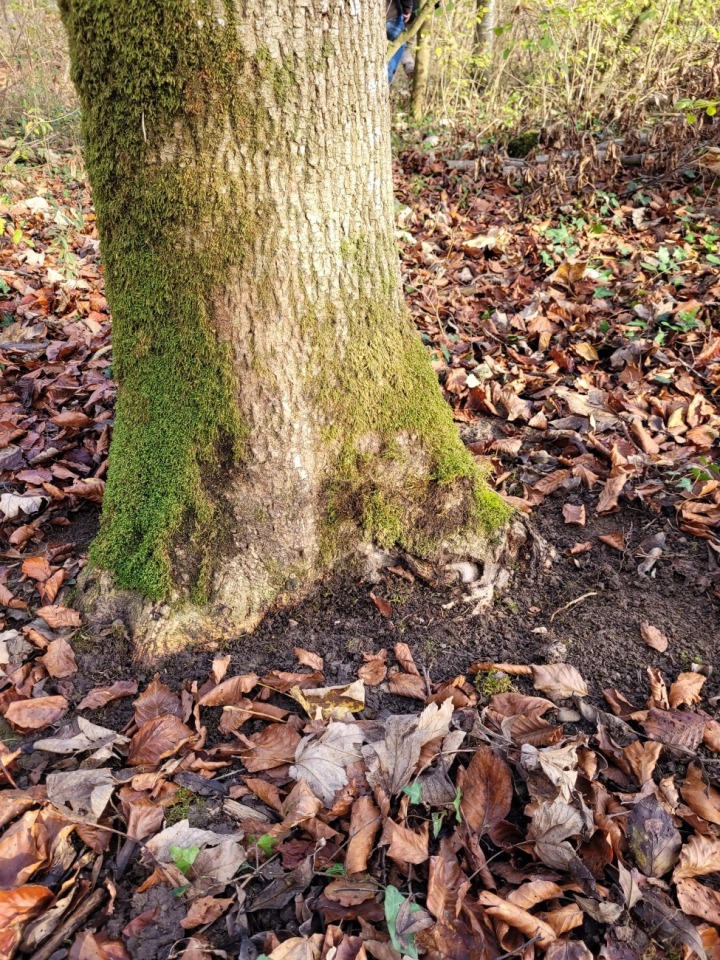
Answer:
0;139;719;958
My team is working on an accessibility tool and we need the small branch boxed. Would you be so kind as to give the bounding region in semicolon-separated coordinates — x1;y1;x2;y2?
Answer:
387;1;437;60
550;591;597;623
29;888;107;960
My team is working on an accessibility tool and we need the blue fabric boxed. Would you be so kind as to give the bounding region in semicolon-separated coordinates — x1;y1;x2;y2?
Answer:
386;15;406;84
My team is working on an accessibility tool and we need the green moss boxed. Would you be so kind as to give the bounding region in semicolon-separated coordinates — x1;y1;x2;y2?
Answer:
475;671;514;698
165;786;208;826
59;0;296;600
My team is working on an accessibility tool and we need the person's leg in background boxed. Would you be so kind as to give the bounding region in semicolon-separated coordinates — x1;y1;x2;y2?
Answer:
386;15;406;83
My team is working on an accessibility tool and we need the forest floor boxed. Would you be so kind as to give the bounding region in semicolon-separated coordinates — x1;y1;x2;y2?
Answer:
0;135;719;960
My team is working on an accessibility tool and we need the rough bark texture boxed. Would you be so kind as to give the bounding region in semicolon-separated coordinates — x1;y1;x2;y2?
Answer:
474;0;496;59
60;0;513;653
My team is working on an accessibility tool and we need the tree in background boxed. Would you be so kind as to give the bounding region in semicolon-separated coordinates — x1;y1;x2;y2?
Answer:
59;0;512;654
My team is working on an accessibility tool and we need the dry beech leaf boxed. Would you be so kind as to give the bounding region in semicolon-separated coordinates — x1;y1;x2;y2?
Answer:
623;740;661;784
562;504;586;526
542;905;584;936
46;768;115;821
387;671;426;700
21;556;51;581
598;531;625;551
544;941;593;960
596;472;629;513
133;675;183;725
370;593;393;618
674;834;720;880
323;877;378;906
5;695;68;732
676;878;720;927
241;723;301;773
281;779;322;828
198;673;259;707
380;819;429;864
36;605;82;628
642;707;705;750
358;650;387;686
681;763;720;825
77;680;138;711
40;637;78;678
290;722;363;805
128;714;193;766
704;720;720;754
640;622;668;653
180;896;233;930
346;795;381;875
668;671;706;709
394;642;420;676
0;885;54;959
294;647;323;671
646;667;669;710
532;663;588;700
289;679;365;720
461;745;513;836
268;935;323;960
478;890;556;948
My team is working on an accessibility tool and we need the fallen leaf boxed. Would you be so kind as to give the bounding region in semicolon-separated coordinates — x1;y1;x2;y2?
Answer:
674;834;720;880
77;680;138;711
289;679;365;720
346;795;381;875
241;722;301;773
324;877;379;906
294;647;323;671
627;794;681;878
681;763;720;825
46;768;115;820
598;532;625;551
544;942;593;960
40;637;78;678
35;715;128;760
180;896;233;929
596;472;629;513
290;722;364;805
36;605;82;628
145;820;236;863
623;740;661;784
128;714;193;766
640;622;668;653
676;878;720;926
5;695;68;732
461;745;513;836
197;673;259;707
668;671;706;708
21;556;51;581
0;493;46;520
248;857;313;912
0;885;54;958
532;664;589;700
562;504;586;526
478;890;556;948
281;779;322;827
268;935;323;960
133;675;183;725
380;820;429;864
358;650;387;686
387;672;426;700
370;593;393;618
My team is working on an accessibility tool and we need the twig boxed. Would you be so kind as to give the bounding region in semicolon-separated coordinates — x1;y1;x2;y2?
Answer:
387;0;437;60
550;591;598;622
29;887;107;960
469;662;532;675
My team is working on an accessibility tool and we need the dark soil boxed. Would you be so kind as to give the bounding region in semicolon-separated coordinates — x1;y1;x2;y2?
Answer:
74;491;720;711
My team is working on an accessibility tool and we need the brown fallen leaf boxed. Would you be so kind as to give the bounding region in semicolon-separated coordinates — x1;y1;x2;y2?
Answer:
358;649;387;686
544;941;593;960
346;795;381;875
676;878;720;926
394;642;420;676
77;680;138;711
562;504;586;526
681;763;720;825
242;723;301;773
128;714;193;766
268;935;323;960
623;740;661;784
323;877;378;907
568;541;593;555
387;672;426;700
478;890;556;949
461;745;513;836
542;905;584;936
370;593;392;618
598;531;625;551
668;671;706;709
40;637;78;678
21;556;52;581
133;675;183;725
0;885;54;959
640;622;668;653
123;906;161;937
180;896;234;930
646;667;669;710
642;708;705;750
198;673;259;707
4;695;68;732
36;605;82;628
531;663;589;700
281;779;322;828
627;794;681;878
262;670;324;693
674;834;720;881
596;471;629;513
704;719;720;754
294;648;323;671
380;819;429;864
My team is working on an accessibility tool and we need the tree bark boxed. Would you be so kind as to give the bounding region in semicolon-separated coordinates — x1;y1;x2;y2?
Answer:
59;0;513;654
411;16;431;120
474;0;496;60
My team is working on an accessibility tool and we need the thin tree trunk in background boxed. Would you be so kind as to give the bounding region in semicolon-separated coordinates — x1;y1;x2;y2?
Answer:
474;0;496;59
59;0;510;654
411;17;431;119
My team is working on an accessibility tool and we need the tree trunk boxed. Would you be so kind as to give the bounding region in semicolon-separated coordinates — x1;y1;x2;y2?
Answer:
411;16;431;120
59;0;513;654
474;0;496;60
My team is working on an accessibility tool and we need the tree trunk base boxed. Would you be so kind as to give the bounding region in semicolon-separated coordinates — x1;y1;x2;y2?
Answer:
76;519;527;659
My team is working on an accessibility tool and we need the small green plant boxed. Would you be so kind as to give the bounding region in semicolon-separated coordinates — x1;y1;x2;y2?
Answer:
170;844;200;875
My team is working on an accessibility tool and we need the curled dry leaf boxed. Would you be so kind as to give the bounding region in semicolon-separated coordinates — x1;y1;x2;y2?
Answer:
358;649;387;686
623;740;661;784
77;680;138;711
370;593;393;618
4;695;68;732
242;722;301;773
380;819;429;865
394;642;420;676
324;877;378;907
198;673;259;707
681;763;720;826
596;471;629;513
460;745;513;836
289;679;365;720
128;714;193;766
478;890;556;949
640;622;668;653
268;935;323;960
532;663;589;700
668;671;706;709
133;675;183;725
281;779;322;828
598;531;625;551
180;896;234;930
21;555;51;581
562;504;586;526
294;647;323;671
290;722;364;805
0;885;54;959
346;795;381;875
